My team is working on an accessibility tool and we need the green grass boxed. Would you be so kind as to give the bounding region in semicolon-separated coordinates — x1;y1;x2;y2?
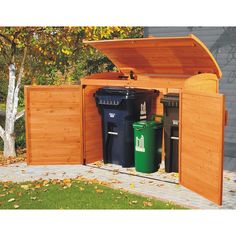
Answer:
0;179;186;209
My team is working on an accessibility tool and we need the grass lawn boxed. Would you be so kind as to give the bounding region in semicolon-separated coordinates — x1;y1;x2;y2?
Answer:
0;178;186;209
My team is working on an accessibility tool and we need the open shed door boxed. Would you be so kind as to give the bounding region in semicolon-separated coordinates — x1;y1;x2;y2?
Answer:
179;91;225;205
25;86;83;165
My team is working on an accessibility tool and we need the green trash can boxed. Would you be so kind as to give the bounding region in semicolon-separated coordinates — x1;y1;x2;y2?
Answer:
133;115;163;173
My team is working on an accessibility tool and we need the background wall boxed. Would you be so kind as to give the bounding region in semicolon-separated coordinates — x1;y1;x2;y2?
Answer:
145;27;236;167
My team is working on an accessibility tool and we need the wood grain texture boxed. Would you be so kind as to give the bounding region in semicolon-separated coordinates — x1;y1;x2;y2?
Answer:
25;86;82;165
179;91;225;205
83;86;103;164
184;73;218;93
84;35;222;78
81;75;188;89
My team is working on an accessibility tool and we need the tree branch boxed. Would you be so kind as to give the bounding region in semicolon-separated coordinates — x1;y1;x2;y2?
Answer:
0;32;11;44
0;125;5;139
12;47;27;120
17;47;27;84
15;109;25;121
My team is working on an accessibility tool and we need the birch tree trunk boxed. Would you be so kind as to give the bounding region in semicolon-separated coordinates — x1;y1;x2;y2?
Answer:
3;63;17;157
0;48;27;158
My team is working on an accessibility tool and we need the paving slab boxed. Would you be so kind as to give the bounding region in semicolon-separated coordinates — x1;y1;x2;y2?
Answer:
0;162;235;209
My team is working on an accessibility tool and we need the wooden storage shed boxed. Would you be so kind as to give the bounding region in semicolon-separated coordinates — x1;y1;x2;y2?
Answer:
24;34;226;205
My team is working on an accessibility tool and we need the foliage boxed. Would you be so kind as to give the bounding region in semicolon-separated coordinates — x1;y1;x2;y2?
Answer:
0;26;144;85
0;178;185;209
0;27;144;150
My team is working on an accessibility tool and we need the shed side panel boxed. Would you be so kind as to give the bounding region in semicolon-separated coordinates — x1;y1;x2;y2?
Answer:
83;86;103;164
25;86;82;165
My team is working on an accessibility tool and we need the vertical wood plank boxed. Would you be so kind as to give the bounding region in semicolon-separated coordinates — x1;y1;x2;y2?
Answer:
179;91;224;205
25;85;82;165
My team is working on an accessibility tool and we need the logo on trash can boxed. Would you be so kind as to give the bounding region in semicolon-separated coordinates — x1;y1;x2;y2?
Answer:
140;102;147;119
136;135;145;152
109;113;116;118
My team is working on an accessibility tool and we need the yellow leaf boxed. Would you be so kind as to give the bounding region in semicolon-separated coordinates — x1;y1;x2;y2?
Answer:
43;180;49;186
96;189;104;193
143;201;153;207
8;198;15;203
79;187;84;191
130;183;135;189
21;185;30;190
13;204;19;209
131;200;138;204
35;184;41;189
30;197;37;200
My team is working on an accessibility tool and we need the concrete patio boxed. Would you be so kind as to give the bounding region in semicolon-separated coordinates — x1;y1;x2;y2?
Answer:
0;161;235;209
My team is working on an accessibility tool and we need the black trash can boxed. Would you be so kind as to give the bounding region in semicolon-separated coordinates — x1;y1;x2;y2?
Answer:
94;87;158;167
160;93;179;173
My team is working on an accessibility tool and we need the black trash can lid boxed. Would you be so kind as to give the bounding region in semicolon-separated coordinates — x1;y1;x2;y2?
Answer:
95;87;157;97
160;93;179;107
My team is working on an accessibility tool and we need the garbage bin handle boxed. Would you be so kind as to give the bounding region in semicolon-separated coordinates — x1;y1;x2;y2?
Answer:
135;126;146;131
151;114;164;122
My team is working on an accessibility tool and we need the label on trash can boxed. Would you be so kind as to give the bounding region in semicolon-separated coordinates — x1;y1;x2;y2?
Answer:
140;102;147;120
109;113;116;118
135;135;145;152
172;120;179;125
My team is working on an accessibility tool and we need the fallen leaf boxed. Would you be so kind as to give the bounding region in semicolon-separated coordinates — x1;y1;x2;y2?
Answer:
35;184;41;189
42;180;49;186
0;194;6;197
30;197;37;200
143;201;153;207
13;204;19;209
131;200;138;204
171;173;179;178
129;200;138;205
96;189;104;193
21;185;30;190
93;161;103;167
8;198;15;203
130;183;135;189
65;183;72;188
79;187;84;191
63;179;71;184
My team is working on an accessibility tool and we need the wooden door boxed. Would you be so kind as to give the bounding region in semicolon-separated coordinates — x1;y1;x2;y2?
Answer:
179;90;225;205
83;85;103;164
25;86;83;165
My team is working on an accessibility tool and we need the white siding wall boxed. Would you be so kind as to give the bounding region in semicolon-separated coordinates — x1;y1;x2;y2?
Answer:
145;27;236;158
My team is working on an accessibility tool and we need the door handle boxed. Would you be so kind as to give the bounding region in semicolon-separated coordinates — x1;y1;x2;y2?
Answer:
171;136;179;140
108;131;118;135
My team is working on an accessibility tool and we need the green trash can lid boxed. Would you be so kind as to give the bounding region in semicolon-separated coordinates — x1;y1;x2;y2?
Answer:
133;120;162;129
